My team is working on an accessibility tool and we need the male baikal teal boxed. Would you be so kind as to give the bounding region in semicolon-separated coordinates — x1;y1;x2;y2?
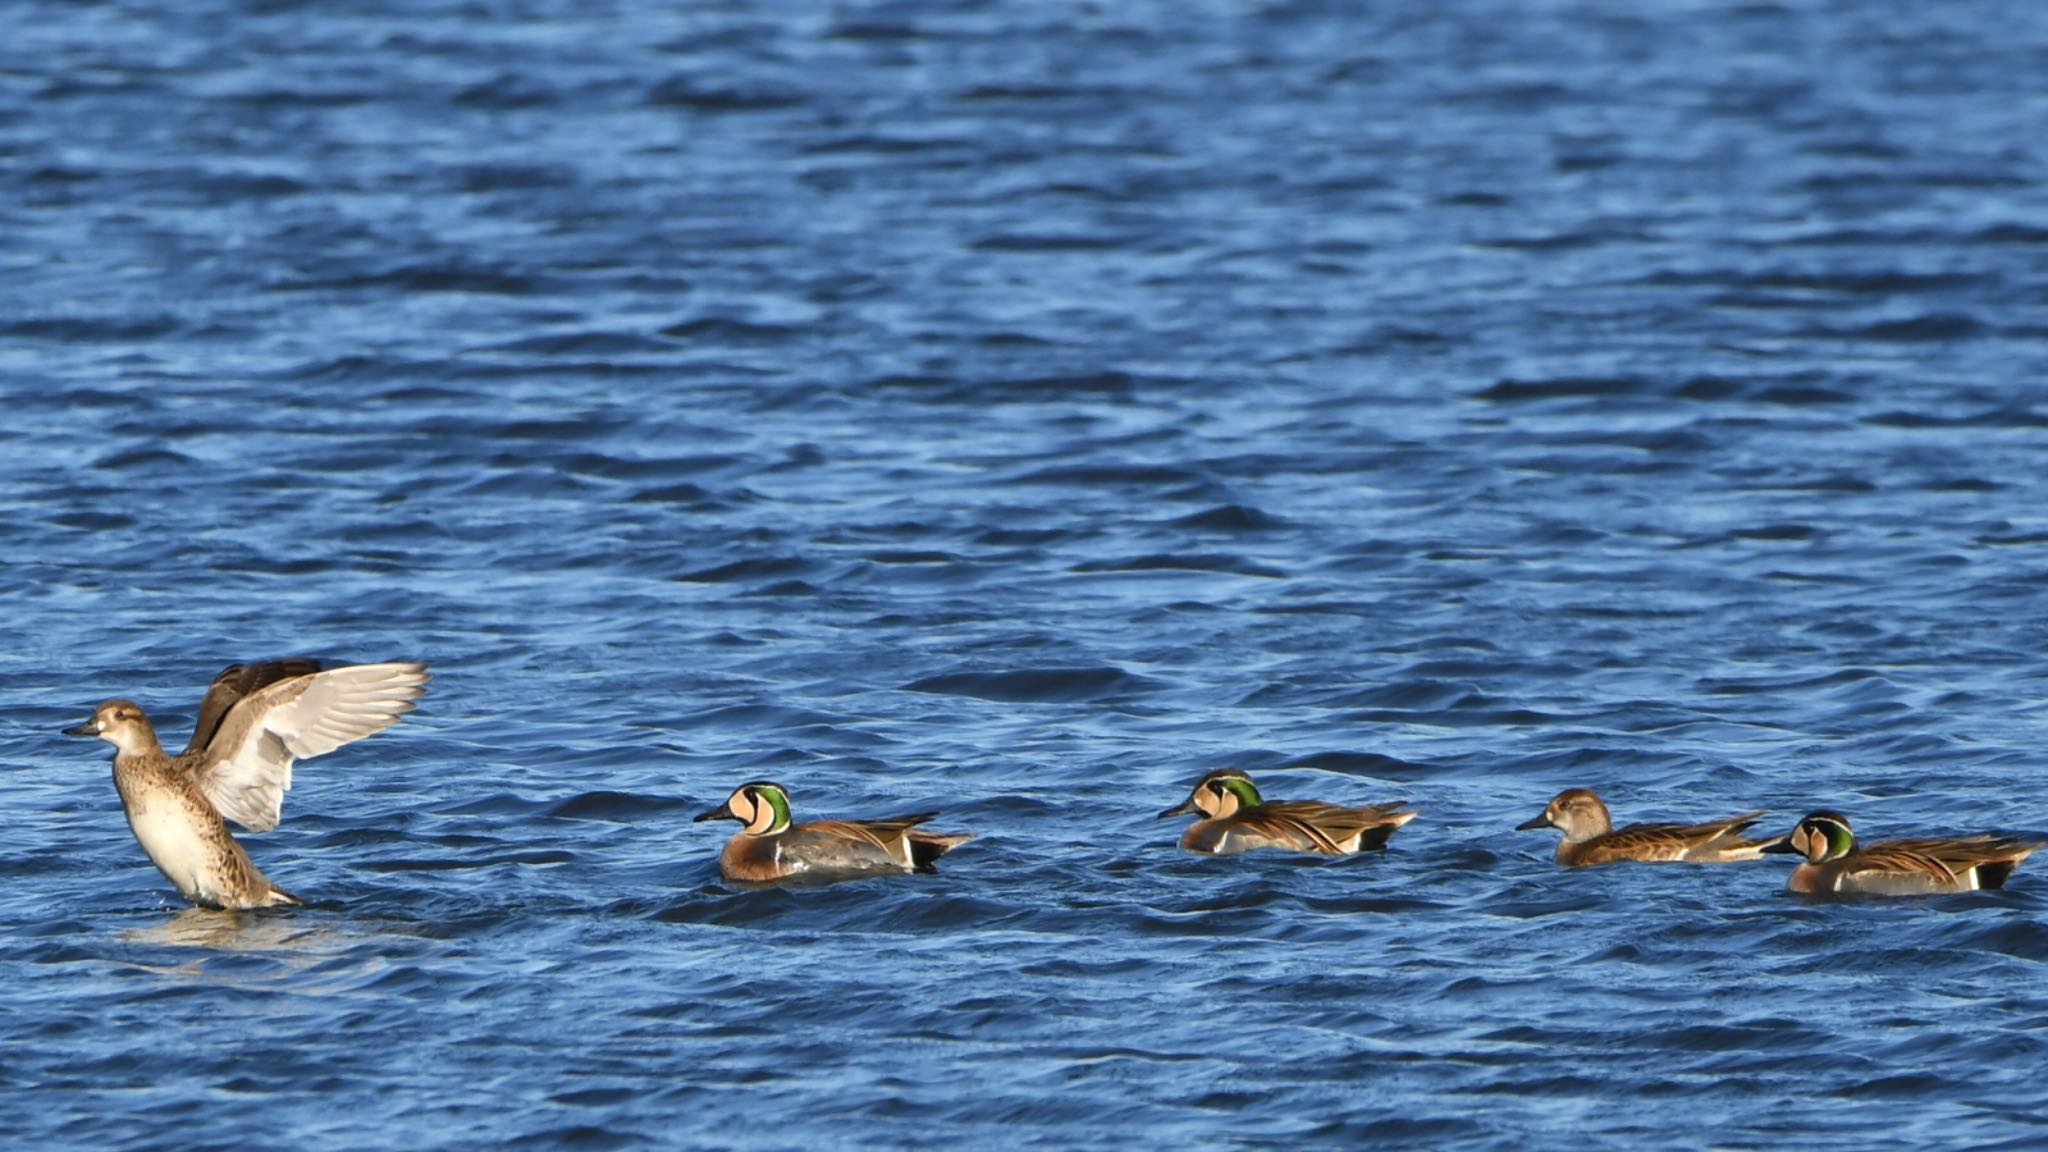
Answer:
1762;811;2041;897
695;780;972;884
1160;768;1416;855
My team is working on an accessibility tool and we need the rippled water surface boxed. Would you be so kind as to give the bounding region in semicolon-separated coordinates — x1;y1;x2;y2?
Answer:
7;2;2048;1148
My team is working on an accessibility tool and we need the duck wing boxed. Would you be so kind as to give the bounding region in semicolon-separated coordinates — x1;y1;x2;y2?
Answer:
1834;841;1966;894
1877;835;2041;890
1241;801;1415;854
182;658;324;757
1582;812;1765;863
782;813;960;872
195;661;430;831
1583;822;1707;863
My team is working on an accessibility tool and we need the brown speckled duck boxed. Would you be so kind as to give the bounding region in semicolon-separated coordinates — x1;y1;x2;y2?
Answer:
65;659;430;910
1516;788;1776;866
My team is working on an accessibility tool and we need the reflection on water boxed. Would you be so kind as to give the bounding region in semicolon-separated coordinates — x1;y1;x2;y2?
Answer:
112;908;401;996
121;907;336;953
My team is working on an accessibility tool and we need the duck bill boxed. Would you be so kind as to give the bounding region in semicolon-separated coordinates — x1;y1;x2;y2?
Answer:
693;804;735;823
62;720;99;737
1514;814;1552;831
1158;800;1195;819
1758;837;1801;855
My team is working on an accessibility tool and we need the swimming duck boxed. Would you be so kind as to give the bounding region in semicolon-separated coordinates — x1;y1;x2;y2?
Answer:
1515;788;1775;866
1761;811;2040;896
64;659;430;910
694;780;971;884
1159;768;1416;855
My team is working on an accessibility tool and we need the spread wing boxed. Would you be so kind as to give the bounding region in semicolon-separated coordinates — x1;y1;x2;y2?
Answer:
195;662;430;831
181;658;324;757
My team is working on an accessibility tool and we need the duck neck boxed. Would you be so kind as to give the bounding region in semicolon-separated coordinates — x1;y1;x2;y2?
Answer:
108;719;166;766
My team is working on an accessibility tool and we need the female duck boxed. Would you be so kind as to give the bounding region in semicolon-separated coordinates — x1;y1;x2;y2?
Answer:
1763;811;2039;897
1515;788;1775;866
695;780;971;884
1160;768;1415;855
64;659;430;910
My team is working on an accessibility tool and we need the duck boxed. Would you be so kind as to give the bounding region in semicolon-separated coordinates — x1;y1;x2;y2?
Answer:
694;780;971;884
1515;788;1775;866
64;659;430;910
1159;768;1416;855
1762;810;2040;896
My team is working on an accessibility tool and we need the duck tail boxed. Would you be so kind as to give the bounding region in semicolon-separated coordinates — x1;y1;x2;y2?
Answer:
907;830;973;871
1705;812;1781;859
1973;840;2042;890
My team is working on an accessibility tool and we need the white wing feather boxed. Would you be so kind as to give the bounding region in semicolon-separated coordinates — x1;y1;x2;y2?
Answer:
197;662;430;831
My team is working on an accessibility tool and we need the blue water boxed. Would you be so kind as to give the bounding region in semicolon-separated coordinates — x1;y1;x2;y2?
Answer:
6;1;2048;1147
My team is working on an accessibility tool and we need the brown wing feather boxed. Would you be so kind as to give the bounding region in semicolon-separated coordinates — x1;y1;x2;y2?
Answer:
772;813;970;876
1882;835;2011;857
1241;801;1414;854
195;661;429;831
1240;807;1345;854
1840;843;1964;888
1579;823;1701;863
1314;801;1412;833
1577;812;1768;864
802;812;940;850
182;658;324;757
1871;836;2040;879
1272;800;1415;826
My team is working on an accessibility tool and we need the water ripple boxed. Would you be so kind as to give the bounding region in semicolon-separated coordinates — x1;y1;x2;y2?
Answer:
7;1;2048;1149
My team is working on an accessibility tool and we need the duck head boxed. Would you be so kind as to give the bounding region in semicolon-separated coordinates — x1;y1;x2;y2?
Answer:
1762;811;1855;863
1159;768;1263;821
696;780;793;836
63;700;159;757
1516;788;1613;841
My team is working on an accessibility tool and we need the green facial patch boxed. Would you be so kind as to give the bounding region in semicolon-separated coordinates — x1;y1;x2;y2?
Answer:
1216;775;1263;809
1806;815;1854;860
751;784;793;834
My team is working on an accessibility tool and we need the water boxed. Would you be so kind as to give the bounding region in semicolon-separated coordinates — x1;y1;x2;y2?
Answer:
5;1;2048;1147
